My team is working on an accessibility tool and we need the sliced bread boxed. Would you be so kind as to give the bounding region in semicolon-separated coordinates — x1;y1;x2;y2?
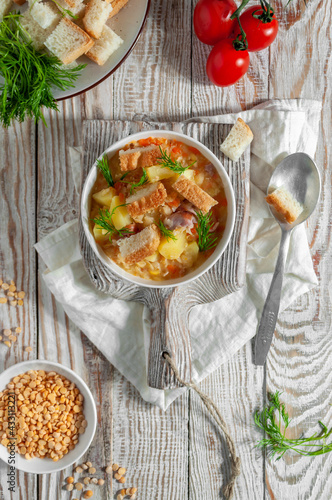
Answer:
109;0;128;18
21;10;58;51
265;186;303;224
86;25;123;65
126;182;167;218
83;0;112;39
30;1;61;29
118;224;161;264
0;0;12;21
173;176;218;214
220;118;253;162
119;145;161;172
45;17;94;64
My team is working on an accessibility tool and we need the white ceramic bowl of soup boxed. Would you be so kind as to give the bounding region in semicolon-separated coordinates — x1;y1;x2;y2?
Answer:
0;360;97;474
81;130;236;288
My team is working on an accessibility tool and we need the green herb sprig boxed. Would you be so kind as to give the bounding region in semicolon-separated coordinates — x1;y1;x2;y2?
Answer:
96;156;114;187
50;0;78;19
0;13;86;128
123;168;148;195
195;210;218;252
92;205;133;241
157;146;195;174
157;221;177;242
255;391;332;460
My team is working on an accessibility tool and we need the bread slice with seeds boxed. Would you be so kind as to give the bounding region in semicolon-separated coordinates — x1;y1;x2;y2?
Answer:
126;182;167;218
86;25;123;65
173;176;218;214
83;0;112;39
220;118;253;161
118;224;161;264
45;17;94;64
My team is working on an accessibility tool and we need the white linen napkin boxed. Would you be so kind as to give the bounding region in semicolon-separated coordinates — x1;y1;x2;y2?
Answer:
35;99;321;410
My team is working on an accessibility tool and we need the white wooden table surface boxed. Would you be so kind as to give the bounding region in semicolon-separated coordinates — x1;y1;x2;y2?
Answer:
1;0;332;498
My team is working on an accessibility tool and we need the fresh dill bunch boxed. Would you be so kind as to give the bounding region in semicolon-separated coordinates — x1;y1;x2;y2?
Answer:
96;155;114;187
0;12;86;128
195;210;218;252
157;146;196;174
157;221;177;242
255;391;332;460
91;205;133;241
122;168;148;194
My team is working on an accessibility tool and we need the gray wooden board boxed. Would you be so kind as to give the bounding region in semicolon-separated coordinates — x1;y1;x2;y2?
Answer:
79;120;250;389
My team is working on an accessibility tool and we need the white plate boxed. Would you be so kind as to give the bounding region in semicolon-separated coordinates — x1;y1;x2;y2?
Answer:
0;360;97;473
3;0;150;100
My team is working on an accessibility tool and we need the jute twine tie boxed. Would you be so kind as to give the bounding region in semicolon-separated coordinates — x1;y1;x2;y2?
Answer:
163;353;241;500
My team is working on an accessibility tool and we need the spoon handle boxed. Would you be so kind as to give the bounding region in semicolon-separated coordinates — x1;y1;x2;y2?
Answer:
254;229;291;366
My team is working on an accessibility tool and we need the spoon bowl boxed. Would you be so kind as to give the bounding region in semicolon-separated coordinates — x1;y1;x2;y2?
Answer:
267;152;321;229
254;152;321;366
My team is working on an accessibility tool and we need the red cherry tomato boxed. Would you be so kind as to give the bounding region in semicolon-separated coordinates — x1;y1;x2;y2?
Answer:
206;39;249;86
194;0;238;46
234;5;278;52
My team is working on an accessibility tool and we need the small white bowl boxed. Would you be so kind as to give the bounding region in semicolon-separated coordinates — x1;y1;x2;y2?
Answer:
81;130;236;288
0;360;97;474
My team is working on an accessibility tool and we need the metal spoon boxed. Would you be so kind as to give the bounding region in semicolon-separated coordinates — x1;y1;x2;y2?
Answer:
254;152;321;366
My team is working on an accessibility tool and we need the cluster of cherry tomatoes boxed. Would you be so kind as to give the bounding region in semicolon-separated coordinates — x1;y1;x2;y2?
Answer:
194;0;279;86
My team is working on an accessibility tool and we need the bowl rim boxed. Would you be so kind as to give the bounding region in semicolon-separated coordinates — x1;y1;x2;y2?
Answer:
57;0;151;102
0;360;97;474
81;129;236;289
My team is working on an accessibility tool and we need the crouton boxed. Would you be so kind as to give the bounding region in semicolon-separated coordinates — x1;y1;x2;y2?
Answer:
59;0;83;11
86;25;123;65
21;10;58;51
126;182;167;218
220;118;253;161
265;186;303;224
119;145;161;172
0;0;12;21
118;224;161;264
173;176;218;214
30;1;61;29
83;0;112;39
45;17;94;65
12;0;25;6
109;0;128;18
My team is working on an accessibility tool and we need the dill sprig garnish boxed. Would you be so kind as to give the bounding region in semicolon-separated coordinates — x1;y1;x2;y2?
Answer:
255;391;332;460
122;168;148;194
91;205;133;241
195;210;218;252
96;156;114;187
157;221;177;242
157;146;196;174
51;0;78;19
0;12;86;128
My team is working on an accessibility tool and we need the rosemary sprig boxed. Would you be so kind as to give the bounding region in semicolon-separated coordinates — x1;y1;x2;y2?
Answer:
255;391;332;460
123;168;148;194
92;205;133;240
157;146;196;174
96;156;114;187
157;221;177;242
0;13;86;128
195;210;218;252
